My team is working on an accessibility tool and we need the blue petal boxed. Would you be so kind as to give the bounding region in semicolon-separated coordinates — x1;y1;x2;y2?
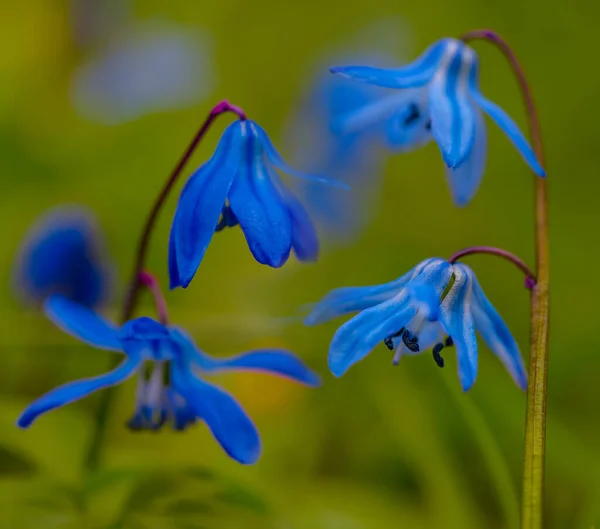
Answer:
170;121;243;288
328;290;416;377
170;328;320;386
168;210;182;289
429;43;478;168
439;263;478;391
17;355;141;427
444;107;487;206
44;295;121;351
119;317;170;341
473;92;545;177
228;121;293;267
172;361;261;464
283;189;319;262
305;257;446;325
468;267;527;390
253;121;349;189
330;39;448;89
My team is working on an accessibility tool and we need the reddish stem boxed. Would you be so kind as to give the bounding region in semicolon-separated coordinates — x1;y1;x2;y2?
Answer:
138;271;169;325
120;100;246;323
448;246;536;289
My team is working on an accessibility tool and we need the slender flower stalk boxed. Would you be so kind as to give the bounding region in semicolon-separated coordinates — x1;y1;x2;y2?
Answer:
448;246;536;290
85;100;246;471
461;30;549;529
138;271;169;325
121;100;247;322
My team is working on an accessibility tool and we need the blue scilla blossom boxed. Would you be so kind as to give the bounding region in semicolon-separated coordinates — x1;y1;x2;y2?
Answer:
284;59;392;241
12;206;113;308
331;38;546;206
169;119;345;288
18;295;320;464
305;257;527;391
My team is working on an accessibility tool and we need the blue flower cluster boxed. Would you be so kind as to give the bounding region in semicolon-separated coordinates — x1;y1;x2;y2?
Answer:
16;32;539;465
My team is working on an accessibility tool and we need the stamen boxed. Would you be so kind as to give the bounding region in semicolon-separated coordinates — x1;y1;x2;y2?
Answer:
432;343;445;368
383;327;405;351
215;205;239;232
445;336;454;347
402;329;420;353
403;103;420;126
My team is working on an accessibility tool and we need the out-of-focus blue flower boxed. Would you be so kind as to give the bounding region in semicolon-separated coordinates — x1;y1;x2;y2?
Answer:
12;207;113;308
284;68;389;240
18;295;320;464
305;257;527;391
331;38;546;206
71;20;215;124
169;119;345;289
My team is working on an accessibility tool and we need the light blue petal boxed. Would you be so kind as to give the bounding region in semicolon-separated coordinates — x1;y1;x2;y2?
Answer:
444;106;487;206
170;121;243;288
172;361;261;464
284;189;319;262
253;121;349;189
439;263;478;391
429;44;478;168
228;122;292;267
17;355;141;427
305;257;446;325
328;290;416;377
44;295;121;351
330;39;449;89
467;267;528;390
473;92;545;177
170;327;321;386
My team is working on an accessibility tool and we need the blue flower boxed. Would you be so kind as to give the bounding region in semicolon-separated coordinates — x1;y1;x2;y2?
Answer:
305;257;527;391
12;207;113;308
169;119;345;288
284;58;393;241
331;38;546;206
18;295;320;464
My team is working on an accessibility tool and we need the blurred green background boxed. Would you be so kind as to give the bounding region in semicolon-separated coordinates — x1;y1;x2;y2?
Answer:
0;0;598;528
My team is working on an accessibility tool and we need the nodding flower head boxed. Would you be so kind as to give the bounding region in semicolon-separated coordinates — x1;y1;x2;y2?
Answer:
169;119;347;289
331;38;545;206
18;295;320;465
305;257;527;392
12;206;113;308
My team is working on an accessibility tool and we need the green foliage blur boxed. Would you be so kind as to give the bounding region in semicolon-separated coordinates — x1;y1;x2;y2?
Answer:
0;0;598;527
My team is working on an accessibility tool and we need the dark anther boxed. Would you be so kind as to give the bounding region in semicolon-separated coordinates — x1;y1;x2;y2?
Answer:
215;205;239;232
402;329;420;353
432;343;445;368
403;103;420;126
444;336;454;348
383;327;405;350
425;120;432;131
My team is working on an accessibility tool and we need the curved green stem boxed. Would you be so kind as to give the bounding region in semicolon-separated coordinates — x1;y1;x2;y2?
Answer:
84;100;245;472
461;30;550;529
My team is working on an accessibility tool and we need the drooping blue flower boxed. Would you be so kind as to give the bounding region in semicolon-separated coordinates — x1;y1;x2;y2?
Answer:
17;295;320;464
330;38;546;206
12;207;113;308
305;257;527;391
169;119;345;289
